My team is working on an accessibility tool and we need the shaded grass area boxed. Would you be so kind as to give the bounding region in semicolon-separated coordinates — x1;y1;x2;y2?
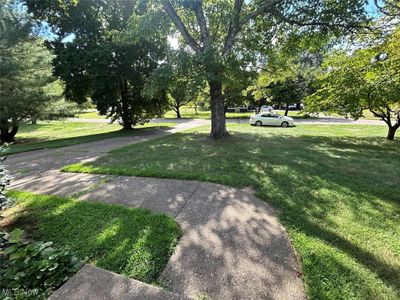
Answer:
4;121;175;155
2;191;181;283
63;124;400;299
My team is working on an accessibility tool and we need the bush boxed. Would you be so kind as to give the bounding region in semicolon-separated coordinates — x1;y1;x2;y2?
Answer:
0;147;14;211
0;228;81;299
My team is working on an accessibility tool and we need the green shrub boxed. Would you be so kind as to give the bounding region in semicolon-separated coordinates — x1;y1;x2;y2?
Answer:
0;228;81;299
0;147;14;211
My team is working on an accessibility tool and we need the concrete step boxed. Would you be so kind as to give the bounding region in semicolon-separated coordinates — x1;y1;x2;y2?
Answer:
49;264;185;300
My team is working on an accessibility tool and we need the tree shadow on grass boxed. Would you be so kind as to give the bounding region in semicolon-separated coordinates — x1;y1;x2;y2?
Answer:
238;133;400;296
234;132;400;293
76;129;400;297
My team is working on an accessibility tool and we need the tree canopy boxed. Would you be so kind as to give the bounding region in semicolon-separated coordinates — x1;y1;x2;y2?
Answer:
20;0;400;140
306;27;400;140
260;76;309;115
26;0;170;129
145;50;204;119
24;0;396;138
0;0;65;143
155;0;380;138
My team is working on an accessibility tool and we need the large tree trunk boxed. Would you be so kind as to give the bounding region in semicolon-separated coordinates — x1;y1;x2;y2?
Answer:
0;124;19;143
120;79;133;130
208;80;228;139
386;124;399;140
285;103;289;116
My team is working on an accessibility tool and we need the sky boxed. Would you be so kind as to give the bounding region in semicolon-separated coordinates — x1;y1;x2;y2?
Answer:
365;0;382;17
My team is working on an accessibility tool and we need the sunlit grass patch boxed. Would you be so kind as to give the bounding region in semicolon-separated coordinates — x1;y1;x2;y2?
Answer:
3;191;181;283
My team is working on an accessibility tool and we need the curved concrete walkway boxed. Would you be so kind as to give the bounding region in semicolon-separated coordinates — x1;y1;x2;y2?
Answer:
6;123;305;299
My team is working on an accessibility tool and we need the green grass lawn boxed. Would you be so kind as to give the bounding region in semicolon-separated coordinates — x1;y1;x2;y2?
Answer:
4;121;175;155
163;106;213;119
75;110;108;119
63;124;400;299
2;191;181;283
328;110;380;120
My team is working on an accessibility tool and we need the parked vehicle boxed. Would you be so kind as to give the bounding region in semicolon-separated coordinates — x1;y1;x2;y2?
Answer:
249;112;294;127
259;105;273;112
226;105;256;113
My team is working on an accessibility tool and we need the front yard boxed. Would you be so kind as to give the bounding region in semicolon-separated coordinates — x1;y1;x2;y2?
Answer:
63;124;400;299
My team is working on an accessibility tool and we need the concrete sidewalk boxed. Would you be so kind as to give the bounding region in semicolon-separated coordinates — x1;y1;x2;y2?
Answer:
6;121;305;299
7;120;204;180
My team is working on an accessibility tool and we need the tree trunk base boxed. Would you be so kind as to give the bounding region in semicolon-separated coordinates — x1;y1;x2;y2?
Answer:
386;126;397;140
209;80;228;139
209;131;230;140
0;125;19;143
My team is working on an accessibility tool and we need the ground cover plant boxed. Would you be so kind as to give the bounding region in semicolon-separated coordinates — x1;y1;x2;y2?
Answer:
1;152;81;300
0;147;13;210
1;191;181;285
0;228;81;299
3;121;175;155
63;124;400;299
